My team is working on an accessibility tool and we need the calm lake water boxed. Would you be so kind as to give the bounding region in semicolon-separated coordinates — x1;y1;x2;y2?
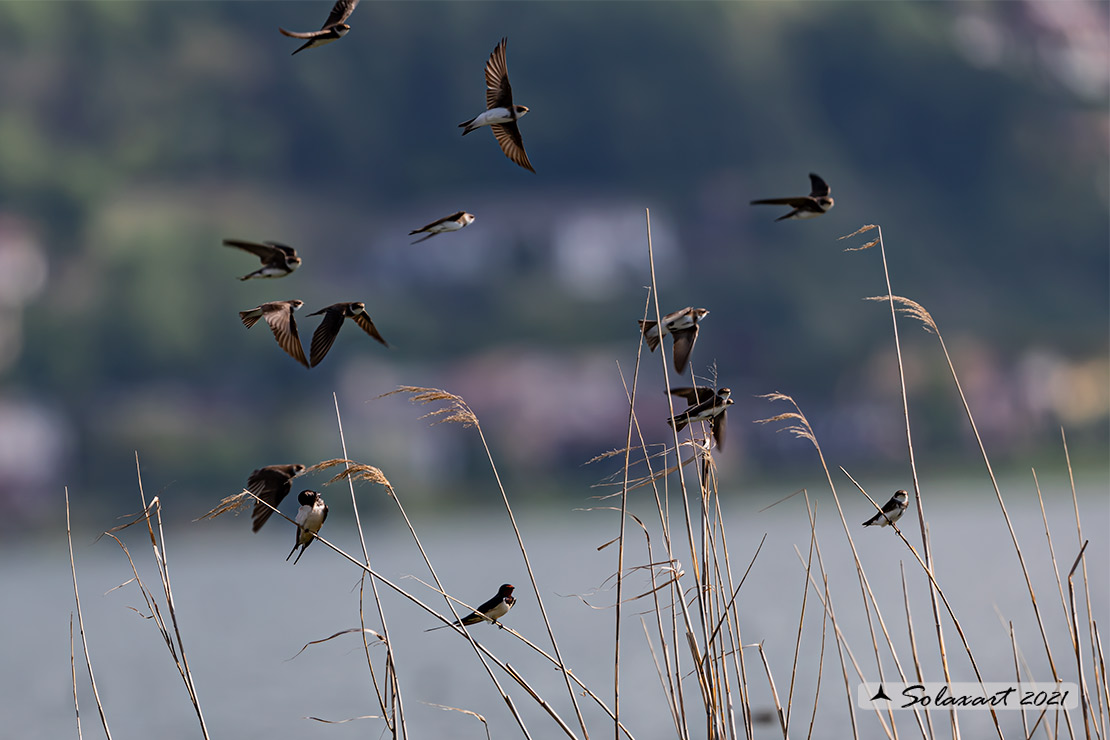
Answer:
4;474;1106;740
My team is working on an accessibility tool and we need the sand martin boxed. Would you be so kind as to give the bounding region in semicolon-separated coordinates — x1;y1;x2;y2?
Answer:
246;463;307;532
288;490;329;564
306;301;389;367
750;173;834;221
862;490;908;527
459;37;534;173
667;386;733;450
408;211;476;244
425;584;516;632
223;239;301;280
638;307;709;374
279;0;359;55
239;300;309;368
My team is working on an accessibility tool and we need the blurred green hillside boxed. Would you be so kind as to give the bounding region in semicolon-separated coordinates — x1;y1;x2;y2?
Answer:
0;1;1106;525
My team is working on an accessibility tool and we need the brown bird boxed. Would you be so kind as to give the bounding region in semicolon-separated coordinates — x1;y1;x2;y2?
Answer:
638;307;709;374
306;302;389;367
238;300;309;368
459;38;534;173
247;463;307;532
750;173;835;221
408;211;476;244
279;0;359;55
667;386;733;450
222;239;301;280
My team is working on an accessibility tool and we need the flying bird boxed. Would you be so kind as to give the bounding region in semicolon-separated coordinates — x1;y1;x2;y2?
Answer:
279;0;359;55
408;211;476;244
638;307;709;374
425;584;516;632
306;302;389;367
288;490;329;564
667;386;733;450
459;37;534;173
750;173;834;221
223;239;301;280
239;300;309;368
247;463;307;532
862;490;909;528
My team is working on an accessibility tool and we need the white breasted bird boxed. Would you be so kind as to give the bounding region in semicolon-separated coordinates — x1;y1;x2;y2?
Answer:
862;490;909;528
408;211;476;244
751;173;835;221
279;0;359;55
459;38;534;173
238;300;309;368
425;584;516;632
638;307;709;374
288;490;328;564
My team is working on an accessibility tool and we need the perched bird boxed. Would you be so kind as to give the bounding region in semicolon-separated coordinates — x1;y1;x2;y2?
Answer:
408;211;476;244
288;490;329;564
862;490;909;528
306;302;389;367
667;386;733;450
239;300;309;368
279;0;359;55
750;173;835;221
247;463;307;532
222;239;301;281
425;584;516;632
459;38;534;173
638;307;710;374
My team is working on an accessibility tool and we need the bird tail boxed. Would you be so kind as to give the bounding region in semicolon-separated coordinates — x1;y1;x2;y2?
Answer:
239;311;261;329
667;415;689;433
458;118;478;135
410;233;435;245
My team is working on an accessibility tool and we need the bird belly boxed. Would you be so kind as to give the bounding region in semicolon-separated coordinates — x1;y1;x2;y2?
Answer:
472;108;514;127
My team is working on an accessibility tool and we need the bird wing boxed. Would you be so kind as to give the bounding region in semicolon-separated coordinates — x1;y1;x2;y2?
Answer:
248;466;296;531
263;304;309;367
670;325;699;374
279;27;333;39
352;311;390;347
808;173;830;197
223;238;283;261
669;386;716;405
268;242;298;259
750;197;808;207
322;0;358;27
410;215;449;234
491;122;535;173
279;0;357;36
485;37;513;110
308;308;345;367
711;411;727;450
